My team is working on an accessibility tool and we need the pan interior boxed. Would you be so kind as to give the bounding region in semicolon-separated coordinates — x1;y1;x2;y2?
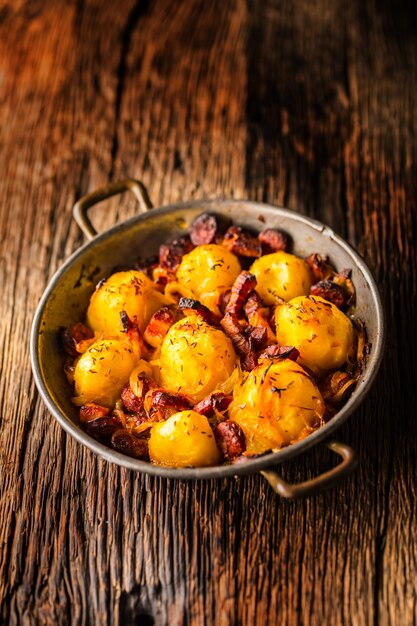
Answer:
32;200;384;479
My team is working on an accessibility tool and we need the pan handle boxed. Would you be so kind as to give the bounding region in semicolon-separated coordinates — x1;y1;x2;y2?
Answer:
73;178;153;240
260;441;357;498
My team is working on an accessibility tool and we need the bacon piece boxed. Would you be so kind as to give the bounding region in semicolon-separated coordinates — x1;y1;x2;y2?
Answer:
193;392;232;417
144;389;191;421
121;380;149;415
178;297;221;325
243;291;263;318
111;430;149;459
333;269;356;307
159;236;194;271
214;421;246;461
248;326;268;351
190;213;219;245
143;306;176;347
84;414;123;442
60;322;94;358
152;265;176;290
306;253;335;282
222;226;262;258
258;345;300;362
220;312;258;371
243;292;276;345
310;280;349;309
226;271;257;317
258;228;290;253
79;403;110;423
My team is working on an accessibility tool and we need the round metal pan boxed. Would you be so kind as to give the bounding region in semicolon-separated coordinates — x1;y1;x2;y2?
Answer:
30;179;385;497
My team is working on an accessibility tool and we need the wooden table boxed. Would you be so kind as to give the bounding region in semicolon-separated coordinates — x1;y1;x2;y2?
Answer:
1;1;416;624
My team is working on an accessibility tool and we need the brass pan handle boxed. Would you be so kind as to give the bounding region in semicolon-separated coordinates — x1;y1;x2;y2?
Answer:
261;441;357;498
73;178;153;240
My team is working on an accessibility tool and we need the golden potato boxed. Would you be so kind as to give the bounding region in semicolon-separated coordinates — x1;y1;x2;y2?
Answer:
149;410;220;467
228;360;325;453
275;295;355;375
86;270;167;336
73;338;138;407
159;315;237;402
176;244;241;312
250;251;312;304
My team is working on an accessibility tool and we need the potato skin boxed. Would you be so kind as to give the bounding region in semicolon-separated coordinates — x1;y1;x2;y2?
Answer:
87;270;167;335
250;251;312;304
149;410;220;467
275;295;355;375
176;244;241;311
159;315;237;402
228;360;325;453
74;338;138;407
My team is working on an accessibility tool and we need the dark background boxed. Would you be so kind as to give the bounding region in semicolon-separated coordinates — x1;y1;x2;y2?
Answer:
0;0;416;624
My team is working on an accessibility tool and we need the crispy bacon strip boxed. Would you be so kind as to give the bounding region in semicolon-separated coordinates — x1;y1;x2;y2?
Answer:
121;378;155;415
248;326;268;351
61;322;94;358
143;306;176;348
84;414;123;442
222;226;262;258
144;389;191;421
333;268;356;307
306;253;335;282
79;403;110;423
243;292;276;345
214;421;246;461
193;392;232;417
152;265;176;290
111;430;149;459
159;235;194;271
190;213;219;245
220;312;258;371
258;345;300;362
258;228;289;253
226;271;257;317
310;280;349;309
178;297;221;326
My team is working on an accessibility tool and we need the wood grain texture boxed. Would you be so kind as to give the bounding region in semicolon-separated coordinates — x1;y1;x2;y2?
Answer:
0;0;416;624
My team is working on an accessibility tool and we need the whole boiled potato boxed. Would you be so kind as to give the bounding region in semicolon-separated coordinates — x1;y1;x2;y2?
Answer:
275;295;355;375
176;244;241;312
149;410;220;467
228;359;325;453
250;251;312;304
73;338;138;407
159;315;237;402
87;270;167;335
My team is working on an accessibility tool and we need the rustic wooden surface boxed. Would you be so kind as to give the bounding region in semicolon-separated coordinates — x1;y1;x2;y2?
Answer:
1;0;416;624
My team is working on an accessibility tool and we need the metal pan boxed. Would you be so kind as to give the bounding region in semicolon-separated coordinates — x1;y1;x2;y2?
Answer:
30;179;385;497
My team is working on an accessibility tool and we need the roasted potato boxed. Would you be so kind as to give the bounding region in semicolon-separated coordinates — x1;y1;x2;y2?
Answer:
250;251;312;304
87;270;168;335
176;244;241;312
73;338;138;407
275;295;355;375
159;315;237;402
228;359;325;453
148;410;220;467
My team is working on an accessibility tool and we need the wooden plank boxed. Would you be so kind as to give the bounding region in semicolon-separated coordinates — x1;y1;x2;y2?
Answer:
0;0;416;624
